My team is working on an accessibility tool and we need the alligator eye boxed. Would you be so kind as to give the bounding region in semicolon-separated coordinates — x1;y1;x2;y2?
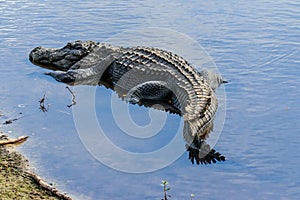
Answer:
65;42;72;49
74;43;83;50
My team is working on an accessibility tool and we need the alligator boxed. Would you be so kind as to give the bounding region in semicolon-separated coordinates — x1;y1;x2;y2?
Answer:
29;40;227;165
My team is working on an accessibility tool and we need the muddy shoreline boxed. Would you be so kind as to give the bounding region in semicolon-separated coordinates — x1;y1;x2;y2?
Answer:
0;135;72;200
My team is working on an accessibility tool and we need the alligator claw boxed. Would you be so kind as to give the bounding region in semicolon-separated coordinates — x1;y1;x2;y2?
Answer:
186;139;225;165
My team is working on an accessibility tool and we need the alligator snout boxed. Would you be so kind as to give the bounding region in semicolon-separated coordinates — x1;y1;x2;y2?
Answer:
29;46;42;63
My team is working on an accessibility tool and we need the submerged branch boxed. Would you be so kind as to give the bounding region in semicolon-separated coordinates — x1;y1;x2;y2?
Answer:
39;93;49;112
66;86;76;108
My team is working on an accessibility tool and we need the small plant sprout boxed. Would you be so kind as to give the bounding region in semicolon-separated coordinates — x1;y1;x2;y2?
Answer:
190;193;195;200
160;180;171;200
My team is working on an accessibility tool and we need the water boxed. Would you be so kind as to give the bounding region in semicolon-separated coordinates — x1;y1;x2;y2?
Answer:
1;0;300;199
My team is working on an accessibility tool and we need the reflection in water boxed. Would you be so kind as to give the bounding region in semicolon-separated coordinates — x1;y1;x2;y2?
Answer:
1;0;300;198
29;40;226;166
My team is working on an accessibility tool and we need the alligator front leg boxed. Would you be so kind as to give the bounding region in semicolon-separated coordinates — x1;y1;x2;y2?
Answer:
46;68;101;86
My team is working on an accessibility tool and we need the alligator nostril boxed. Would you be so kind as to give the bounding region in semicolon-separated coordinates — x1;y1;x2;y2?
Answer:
29;46;43;62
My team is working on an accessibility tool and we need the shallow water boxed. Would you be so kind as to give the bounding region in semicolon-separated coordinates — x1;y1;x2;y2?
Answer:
1;0;300;199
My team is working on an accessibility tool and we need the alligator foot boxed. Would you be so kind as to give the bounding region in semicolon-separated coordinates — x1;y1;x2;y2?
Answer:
186;139;225;165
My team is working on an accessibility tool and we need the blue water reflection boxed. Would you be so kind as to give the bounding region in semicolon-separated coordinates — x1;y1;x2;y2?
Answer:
1;0;299;199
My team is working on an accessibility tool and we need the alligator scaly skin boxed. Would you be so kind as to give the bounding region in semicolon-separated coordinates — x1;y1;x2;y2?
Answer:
108;46;218;143
29;41;225;164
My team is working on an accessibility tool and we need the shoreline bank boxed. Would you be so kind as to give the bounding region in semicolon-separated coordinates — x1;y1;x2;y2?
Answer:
0;135;72;200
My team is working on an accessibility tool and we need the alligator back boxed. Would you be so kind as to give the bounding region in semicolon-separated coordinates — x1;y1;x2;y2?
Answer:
105;46;218;142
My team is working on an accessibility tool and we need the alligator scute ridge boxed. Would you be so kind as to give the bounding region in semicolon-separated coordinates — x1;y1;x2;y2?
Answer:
29;40;227;165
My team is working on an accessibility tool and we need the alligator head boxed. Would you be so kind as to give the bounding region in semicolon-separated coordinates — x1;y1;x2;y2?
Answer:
29;40;98;71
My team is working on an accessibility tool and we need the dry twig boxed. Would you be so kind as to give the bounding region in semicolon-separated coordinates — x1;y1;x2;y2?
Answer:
24;171;72;200
0;136;28;146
